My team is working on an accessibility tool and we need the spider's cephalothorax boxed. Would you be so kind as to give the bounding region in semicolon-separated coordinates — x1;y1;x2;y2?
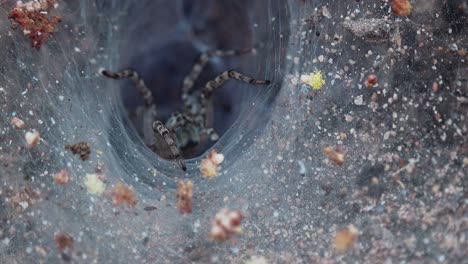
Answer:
101;48;270;171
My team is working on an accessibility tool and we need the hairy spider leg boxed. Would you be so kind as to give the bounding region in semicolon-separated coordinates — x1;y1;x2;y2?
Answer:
198;70;271;140
153;121;187;171
100;68;154;107
181;48;253;104
201;69;270;99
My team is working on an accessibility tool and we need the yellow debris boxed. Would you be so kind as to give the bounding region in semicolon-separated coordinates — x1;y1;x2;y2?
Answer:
301;70;326;90
84;173;105;195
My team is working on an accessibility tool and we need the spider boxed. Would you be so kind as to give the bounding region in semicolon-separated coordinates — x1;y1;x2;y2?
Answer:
100;48;270;171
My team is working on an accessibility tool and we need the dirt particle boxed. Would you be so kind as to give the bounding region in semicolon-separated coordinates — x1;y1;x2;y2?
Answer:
65;142;90;161
210;208;243;241
176;180;193;214
323;146;346;165
110;182;137;207
84;173;105;195
54;232;73;252
25;130;40;148
10;117;25;129
200;150;224;178
334;225;359;252
53;169;70;185
391;0;412;17
365;74;378;88
143;206;157;211
343;18;396;43
8;0;61;49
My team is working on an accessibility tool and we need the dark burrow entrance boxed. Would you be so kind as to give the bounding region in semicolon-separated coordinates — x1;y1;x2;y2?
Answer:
114;1;266;159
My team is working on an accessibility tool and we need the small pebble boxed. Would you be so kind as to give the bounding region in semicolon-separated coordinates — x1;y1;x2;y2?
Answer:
25;131;40;148
11;117;25;129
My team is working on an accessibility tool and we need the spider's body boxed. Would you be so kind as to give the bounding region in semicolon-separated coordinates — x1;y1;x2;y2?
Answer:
166;110;206;150
101;48;270;171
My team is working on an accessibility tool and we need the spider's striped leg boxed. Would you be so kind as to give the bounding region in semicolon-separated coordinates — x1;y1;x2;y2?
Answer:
197;70;270;142
182;48;253;101
152;121;187;171
201;70;270;100
100;68;154;107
